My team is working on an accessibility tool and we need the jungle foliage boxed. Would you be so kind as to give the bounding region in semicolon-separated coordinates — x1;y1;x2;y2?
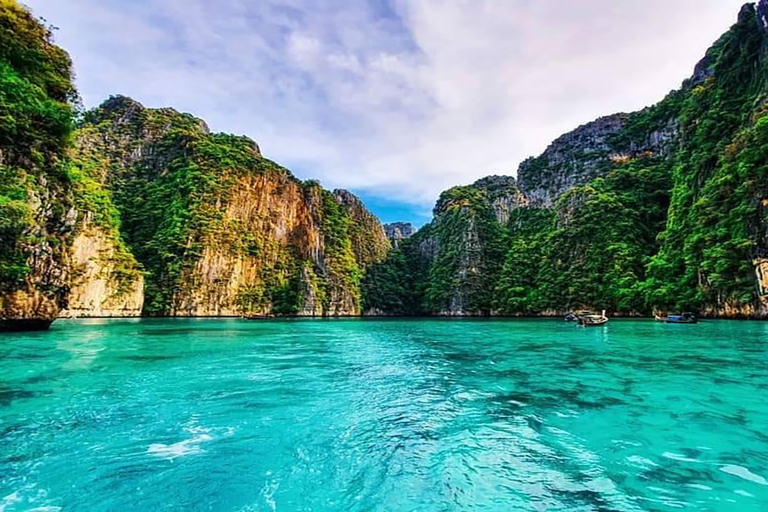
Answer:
364;7;768;317
0;0;76;291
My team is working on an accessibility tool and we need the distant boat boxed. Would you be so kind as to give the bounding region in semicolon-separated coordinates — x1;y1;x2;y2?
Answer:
575;310;609;327
565;310;591;322
666;313;698;324
655;312;698;324
242;314;273;320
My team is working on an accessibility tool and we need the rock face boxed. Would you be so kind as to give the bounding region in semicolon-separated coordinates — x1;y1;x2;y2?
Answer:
0;232;71;330
383;222;415;248
168;174;323;317
334;189;392;271
0;1;77;330
70;97;390;317
754;0;768;34
60;221;144;318
470;176;529;224
415;177;524;315
59;115;147;318
517;114;678;206
517;115;629;206
367;180;508;317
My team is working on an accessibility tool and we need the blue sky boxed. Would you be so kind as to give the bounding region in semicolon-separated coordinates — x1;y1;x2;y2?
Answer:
28;0;746;226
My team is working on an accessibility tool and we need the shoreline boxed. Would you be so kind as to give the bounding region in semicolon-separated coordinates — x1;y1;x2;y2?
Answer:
55;314;767;321
5;314;764;333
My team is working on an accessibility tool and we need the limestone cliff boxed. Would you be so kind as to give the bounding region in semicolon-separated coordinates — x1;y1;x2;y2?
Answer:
517;114;678;206
470;176;530;224
60;220;144;318
414;177;524;316
334;189;391;271
72;97;389;317
365;178;509;316
0;1;77;330
59;116;146;318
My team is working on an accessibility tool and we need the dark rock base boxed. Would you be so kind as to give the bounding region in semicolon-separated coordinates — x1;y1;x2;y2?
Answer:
0;319;55;332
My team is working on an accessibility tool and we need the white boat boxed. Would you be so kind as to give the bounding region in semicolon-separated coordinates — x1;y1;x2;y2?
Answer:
577;310;609;327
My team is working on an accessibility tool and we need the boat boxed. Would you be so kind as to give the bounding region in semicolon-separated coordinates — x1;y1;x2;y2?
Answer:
242;314;273;320
575;310;609;327
565;310;592;322
666;312;698;324
0;318;54;331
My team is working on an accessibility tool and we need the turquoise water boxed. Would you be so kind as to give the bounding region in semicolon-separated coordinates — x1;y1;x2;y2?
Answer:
1;319;767;511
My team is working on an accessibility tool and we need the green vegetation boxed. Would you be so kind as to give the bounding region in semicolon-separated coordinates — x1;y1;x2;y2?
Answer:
495;161;671;314
362;226;432;315
115;128;264;313
82;101;296;314
363;186;507;316
424;186;508;314
318;189;363;312
643;8;768;313
66;125;143;298
365;6;768;318
71;97;381;316
0;0;75;293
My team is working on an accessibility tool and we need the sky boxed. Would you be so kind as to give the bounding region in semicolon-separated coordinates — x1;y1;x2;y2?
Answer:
27;0;748;225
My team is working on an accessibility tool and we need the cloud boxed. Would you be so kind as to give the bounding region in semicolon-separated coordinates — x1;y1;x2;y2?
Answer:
28;0;747;217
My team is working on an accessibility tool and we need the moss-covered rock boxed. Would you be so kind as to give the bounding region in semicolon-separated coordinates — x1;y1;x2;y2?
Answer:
365;2;768;319
72;97;390;317
0;0;77;328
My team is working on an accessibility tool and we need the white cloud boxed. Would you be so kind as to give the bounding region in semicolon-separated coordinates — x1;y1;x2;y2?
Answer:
28;0;748;214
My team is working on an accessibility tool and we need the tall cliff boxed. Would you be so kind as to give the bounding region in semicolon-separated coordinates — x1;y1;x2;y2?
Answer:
58;117;145;318
364;177;517;316
365;2;768;318
632;1;768;318
0;0;77;329
69;97;390;317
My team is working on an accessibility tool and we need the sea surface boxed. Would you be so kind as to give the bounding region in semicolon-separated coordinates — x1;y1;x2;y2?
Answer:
1;318;767;511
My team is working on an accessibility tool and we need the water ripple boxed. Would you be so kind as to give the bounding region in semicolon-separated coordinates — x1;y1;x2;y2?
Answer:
1;318;767;510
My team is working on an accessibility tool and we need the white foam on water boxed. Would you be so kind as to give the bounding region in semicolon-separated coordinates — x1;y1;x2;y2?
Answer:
261;480;279;512
662;452;699;463
627;455;658;468
720;465;768;486
1;484;57;512
0;492;21;512
147;426;213;460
